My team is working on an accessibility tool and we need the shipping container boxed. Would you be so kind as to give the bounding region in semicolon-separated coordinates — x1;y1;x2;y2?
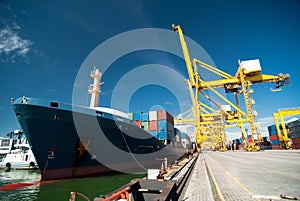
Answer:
272;144;280;150
270;134;279;141
292;137;300;144
150;131;158;138
268;124;277;131
158;120;167;132
133;112;141;121
149;111;158;121
167;121;174;134
157;131;175;141
289;131;300;138
158;131;167;140
157;110;174;123
235;139;241;144
291;137;300;149
288;119;300;128
268;124;288;134
128;112;133;120
141;122;149;131
149;120;158;131
289;125;300;133
247;137;253;143
141;112;149;122
158;120;174;134
271;140;280;145
134;120;141;128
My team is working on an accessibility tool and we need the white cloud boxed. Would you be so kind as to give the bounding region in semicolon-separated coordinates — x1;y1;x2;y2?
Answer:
0;27;32;62
0;3;32;62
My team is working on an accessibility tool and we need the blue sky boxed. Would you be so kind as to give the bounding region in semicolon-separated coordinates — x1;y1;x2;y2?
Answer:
1;0;300;139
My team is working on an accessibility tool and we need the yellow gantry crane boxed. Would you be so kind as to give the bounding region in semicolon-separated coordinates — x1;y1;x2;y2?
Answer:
273;108;300;149
172;24;290;152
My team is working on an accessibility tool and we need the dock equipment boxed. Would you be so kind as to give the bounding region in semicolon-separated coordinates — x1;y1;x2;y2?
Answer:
273;108;300;149
172;24;290;152
70;154;198;201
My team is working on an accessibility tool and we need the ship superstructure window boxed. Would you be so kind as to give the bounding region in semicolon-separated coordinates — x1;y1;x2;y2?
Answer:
96;111;103;117
50;102;59;108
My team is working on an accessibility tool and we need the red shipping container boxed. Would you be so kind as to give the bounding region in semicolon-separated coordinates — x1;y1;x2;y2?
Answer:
292;138;300;144
270;134;279;141
247;138;253;143
149;120;158;131
272;145;280;150
157;110;174;123
135;120;141;128
292;144;300;149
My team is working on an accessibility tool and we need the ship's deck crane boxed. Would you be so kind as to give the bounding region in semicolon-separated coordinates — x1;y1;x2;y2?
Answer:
172;24;290;152
273;108;300;149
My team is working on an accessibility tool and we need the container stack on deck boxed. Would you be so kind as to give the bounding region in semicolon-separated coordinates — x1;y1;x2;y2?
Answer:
128;110;176;145
267;124;284;150
288;119;300;149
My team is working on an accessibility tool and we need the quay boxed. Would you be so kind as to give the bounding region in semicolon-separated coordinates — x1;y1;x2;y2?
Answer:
181;150;300;201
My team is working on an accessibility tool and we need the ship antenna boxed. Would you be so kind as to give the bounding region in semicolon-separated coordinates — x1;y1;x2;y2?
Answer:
88;66;104;108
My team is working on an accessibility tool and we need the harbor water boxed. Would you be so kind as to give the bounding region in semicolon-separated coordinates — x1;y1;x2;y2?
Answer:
0;170;145;201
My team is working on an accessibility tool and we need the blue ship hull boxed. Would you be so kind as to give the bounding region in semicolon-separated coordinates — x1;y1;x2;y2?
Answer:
11;97;186;181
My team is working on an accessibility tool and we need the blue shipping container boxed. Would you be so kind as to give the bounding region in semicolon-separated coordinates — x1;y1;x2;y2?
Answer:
157;131;175;141
133;112;141;121
141;112;149;122
158;131;167;140
168;131;175;141
158;120;167;131
268;125;277;131
150;131;158;138
271;140;280;145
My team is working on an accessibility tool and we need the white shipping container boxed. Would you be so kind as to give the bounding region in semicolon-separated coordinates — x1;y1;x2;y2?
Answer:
240;59;262;74
149;111;158;121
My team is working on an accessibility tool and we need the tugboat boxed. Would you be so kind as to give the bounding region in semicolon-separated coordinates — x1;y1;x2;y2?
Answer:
11;68;187;181
0;130;38;170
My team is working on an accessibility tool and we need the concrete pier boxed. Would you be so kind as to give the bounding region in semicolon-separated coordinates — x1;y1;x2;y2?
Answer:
181;150;300;201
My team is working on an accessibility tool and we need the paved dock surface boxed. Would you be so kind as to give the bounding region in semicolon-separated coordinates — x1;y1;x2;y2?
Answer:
181;150;300;201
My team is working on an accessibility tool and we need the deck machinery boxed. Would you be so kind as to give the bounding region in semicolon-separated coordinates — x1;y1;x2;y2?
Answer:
172;24;290;152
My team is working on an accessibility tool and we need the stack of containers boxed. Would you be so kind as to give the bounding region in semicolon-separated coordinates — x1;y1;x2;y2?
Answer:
288;119;300;149
149;111;158;138
267;124;283;150
247;135;253;143
141;112;149;132
174;128;182;147
157;110;175;142
133;112;142;128
128;110;176;144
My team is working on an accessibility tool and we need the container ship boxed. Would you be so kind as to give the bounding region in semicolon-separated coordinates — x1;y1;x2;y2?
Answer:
11;68;187;181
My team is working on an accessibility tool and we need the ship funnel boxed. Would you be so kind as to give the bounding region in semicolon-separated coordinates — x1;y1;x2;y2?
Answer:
88;67;104;108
